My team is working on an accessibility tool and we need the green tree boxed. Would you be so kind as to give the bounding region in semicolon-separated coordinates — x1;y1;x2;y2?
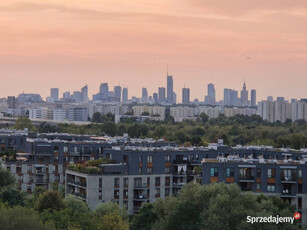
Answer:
36;190;65;212
0;206;55;230
102;121;117;137
92;112;102;123
0;167;16;189
130;204;158;230
199;113;209;124
14;117;37;131
0;185;25;207
95;201;128;221
100;213;129;230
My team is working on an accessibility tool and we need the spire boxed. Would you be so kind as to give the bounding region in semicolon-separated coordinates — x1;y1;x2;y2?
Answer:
167;64;168;76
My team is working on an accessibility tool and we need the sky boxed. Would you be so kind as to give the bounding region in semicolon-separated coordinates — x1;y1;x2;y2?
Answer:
0;0;307;102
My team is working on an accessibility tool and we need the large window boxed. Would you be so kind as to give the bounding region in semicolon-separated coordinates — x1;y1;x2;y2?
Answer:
267;184;275;192
226;168;234;177
147;155;153;163
267;168;276;178
210;167;218;177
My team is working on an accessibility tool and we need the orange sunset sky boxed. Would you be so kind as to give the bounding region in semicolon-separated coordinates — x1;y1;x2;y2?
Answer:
0;0;306;101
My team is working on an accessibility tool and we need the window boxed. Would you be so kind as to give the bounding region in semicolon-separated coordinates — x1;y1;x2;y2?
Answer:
165;167;170;174
114;178;120;188
267;184;275;192
123;189;128;199
226;168;234;177
147;167;153;174
210;167;218;177
147;155;153;163
256;183;261;191
27;184;31;190
114;190;119;199
267;168;276;178
155;188;160;198
155;177;160;186
124;178;129;187
298;184;302;194
298;170;302;179
138;167;142;174
165;177;170;186
63;146;68;153
18;175;23;181
165;155;170;162
99;190;102;200
73;146;78;153
256;168;261;178
165;188;170;197
134;178;142;187
99;178;102;187
54;146;59;153
139;155;143;163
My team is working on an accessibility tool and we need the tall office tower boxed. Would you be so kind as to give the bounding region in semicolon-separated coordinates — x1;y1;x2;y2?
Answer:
50;88;59;101
7;96;17;109
81;85;88;102
122;88;128;103
267;96;273;102
251;89;256;107
167;75;174;104
153;93;158;103
158;87;166;103
205;83;216;105
224;89;238;106
277;97;285;102
182;88;190;104
173;92;177;104
240;80;248;106
73;91;82;102
114;86;122;103
100;83;109;102
63;91;70;99
142;88;148;101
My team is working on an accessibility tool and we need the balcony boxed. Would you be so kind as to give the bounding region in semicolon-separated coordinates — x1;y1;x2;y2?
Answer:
133;195;149;201
173;160;188;165
134;183;148;189
35;179;48;184
281;174;297;183
173;171;187;176
67;180;87;188
173;182;187;188
239;175;255;182
70;192;86;200
281;190;296;198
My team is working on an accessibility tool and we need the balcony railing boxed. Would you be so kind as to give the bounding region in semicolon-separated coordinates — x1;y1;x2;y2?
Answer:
239;175;255;181
134;183;148;189
67;180;86;187
134;195;149;200
281;174;297;182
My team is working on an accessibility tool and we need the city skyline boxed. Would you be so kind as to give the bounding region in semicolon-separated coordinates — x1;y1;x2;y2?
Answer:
0;1;307;100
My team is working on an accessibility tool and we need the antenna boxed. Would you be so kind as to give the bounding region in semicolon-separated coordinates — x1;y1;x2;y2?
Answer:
167;64;168;76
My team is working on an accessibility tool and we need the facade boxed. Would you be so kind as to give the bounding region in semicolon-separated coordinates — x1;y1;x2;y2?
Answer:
122;88;128;103
114;86;122;103
251;89;256;107
224;89;238;106
81;85;89;102
205;83;216;105
7;96;17;109
158;87;166;103
240;81;249;107
182;88;190;104
100;83;109;102
132;105;165;120
142;88;148;102
167;76;173;104
50;88;59;102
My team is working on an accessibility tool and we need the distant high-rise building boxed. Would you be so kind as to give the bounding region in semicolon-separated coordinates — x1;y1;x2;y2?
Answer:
7;96;17;109
153;93;158;103
81;85;88;102
63;91;70;99
277;97;285;102
158;87;166;103
167;75;173;104
50;88;59;101
142;88;148;101
73;91;82;102
122;88;128;103
240;80;248;106
267;96;273;102
251;89;256;107
173;92;177;104
114;86;122;102
182;88;190;104
205;83;215;105
100;83;109;102
224;89;238;106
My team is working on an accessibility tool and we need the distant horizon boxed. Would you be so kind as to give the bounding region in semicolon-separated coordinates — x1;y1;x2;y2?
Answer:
1;0;307;101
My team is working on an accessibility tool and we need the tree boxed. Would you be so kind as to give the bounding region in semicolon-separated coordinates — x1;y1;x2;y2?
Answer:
0;167;16;189
0;206;55;230
36;190;65;212
92;112;102;123
100;213;129;230
199;113;209;124
95;201;128;221
14;117;37;131
0;185;25;207
131;204;157;230
102;121;117;137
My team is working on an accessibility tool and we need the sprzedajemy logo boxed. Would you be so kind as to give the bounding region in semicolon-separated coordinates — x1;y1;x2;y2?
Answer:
247;213;301;224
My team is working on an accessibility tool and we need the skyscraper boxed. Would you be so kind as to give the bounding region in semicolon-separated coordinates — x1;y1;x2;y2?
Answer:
224;89;238;106
81;85;88;102
50;88;59;101
114;86;122;102
122;88;128;103
167;75;173;104
153;93;158;103
63;91;70;99
158;87;166;103
182;88;190;104
204;83;215;105
7;96;17;109
240;80;248;106
100;83;109;102
251;89;256;107
142;88;148;101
